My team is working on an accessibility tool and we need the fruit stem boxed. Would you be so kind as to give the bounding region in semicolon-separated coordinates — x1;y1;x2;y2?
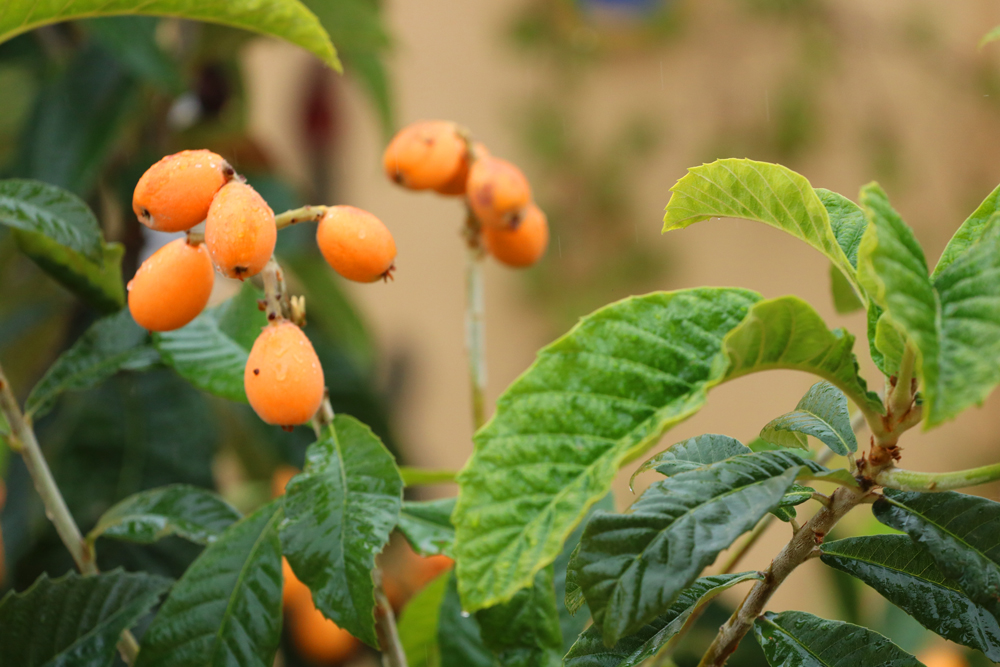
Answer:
0;360;140;664
275;205;327;230
464;210;488;431
261;257;289;322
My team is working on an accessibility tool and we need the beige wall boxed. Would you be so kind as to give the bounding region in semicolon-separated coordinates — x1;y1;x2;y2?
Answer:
246;0;1000;620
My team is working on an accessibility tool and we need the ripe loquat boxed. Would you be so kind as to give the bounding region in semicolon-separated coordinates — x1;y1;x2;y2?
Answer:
383;120;467;191
289;603;360;664
128;238;214;332
316;206;397;283
282;557;312;610
133;150;233;232
466;156;531;228
205;181;276;280
244;320;324;427
482;203;548;268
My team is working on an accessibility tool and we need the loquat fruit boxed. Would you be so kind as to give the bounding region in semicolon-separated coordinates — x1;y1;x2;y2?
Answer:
289;603;360;664
128;238;214;332
133;150;233;232
271;465;300;499
466;156;531;228
205;181;276;280
244;320;324;427
383;121;467;191
482;203;548;268
316;206;397;283
282;557;312;610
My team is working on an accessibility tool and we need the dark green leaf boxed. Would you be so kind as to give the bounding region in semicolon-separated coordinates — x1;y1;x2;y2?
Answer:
398;498;456;558
821;535;1000;660
630;434;751;488
438;572;499;667
89;484;241;546
663;159;864;301
25;309;158;419
154;282;266;402
760;382;857;456
15;230;125;313
136;502;284;667
874;490;1000;615
0;0;339;70
453;288;760;612
85;17;182;91
0;178;102;258
556;493;614;648
564;572;762;667
753;610;924;667
0;569;171;667
398;570;450;667
475;567;563;667
572;451;806;645
280;415;403;647
933;183;1000;278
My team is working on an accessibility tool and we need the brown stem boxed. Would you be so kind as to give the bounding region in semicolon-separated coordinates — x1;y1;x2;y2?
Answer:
464;210;487;431
374;569;408;667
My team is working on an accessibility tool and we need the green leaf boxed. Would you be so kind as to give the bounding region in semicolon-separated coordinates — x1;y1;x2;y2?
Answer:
438;573;499;667
821;535;1000;660
0;179;102;259
0;569;171;667
136;502;284;667
980;25;1000;49
475;567;563;667
280;415;403;648
25;309;158;419
873;314;906;376
571;451;806;645
89;484;242;546
15;230;125;313
400;467;458;486
663;159;863;301
453;287;760;612
933;183;1000;278
723;296;883;415
564;572;762;667
829;264;864;314
817;188;868;268
398;498;456;558
760;382;857;456
630;433;751;488
754;610;924;666
0;0;339;71
874;490;1000;615
399;571;450;667
85;17;183;92
154;282;266;402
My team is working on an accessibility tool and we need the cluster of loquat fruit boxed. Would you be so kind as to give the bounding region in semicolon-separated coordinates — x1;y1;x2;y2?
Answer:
383;120;549;266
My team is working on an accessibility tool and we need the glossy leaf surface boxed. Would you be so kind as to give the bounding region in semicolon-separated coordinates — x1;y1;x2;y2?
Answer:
0;178;101;259
0;569;171;667
136;502;284;667
14;231;125;313
760;382;857;456
89;484;241;546
821;535;1000;659
398;498;456;558
280;415;403;647
754;610;924;667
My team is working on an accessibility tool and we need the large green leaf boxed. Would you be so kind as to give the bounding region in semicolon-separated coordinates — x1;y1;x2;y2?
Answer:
816;188;867;268
859;183;1000;424
0;0;339;70
571;451;807;645
821;535;1000;660
154;282;266;403
564;572;762;667
89;484;242;546
873;490;1000;615
136;502;284;667
453;288;876;613
723;296;883;415
475;567;563;667
753;610;924;666
0;178;102;259
0;569;171;667
85;17;183;92
933;184;1000;278
25;308;158;419
438;573;499;667
398;498;456;558
760;382;857;456
453;288;760;612
662;159;863;300
280;415;403;648
398;570;450;667
14;230;125;313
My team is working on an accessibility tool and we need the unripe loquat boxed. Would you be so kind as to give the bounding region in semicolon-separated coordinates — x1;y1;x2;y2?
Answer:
467;156;531;228
133;150;233;232
383;120;467;191
316;206;397;283
128;238;214;332
244;320;324;427
205;181;276;279
482;203;549;268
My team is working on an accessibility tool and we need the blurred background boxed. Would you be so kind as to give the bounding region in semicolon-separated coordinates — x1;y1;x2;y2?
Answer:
2;0;1000;665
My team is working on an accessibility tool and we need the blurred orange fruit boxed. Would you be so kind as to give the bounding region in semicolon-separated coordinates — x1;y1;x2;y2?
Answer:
290;603;360;665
